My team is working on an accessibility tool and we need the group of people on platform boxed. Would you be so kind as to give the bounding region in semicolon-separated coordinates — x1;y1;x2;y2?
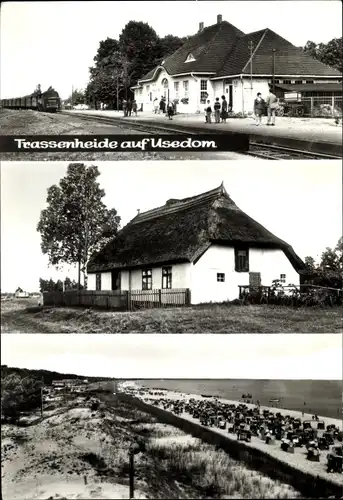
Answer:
122;99;138;117
253;89;279;126
204;95;230;124
153;96;176;120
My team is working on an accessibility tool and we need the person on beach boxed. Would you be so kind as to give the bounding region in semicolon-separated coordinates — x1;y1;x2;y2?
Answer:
221;95;228;123
214;97;221;123
254;92;265;126
265;87;278;126
205;100;212;123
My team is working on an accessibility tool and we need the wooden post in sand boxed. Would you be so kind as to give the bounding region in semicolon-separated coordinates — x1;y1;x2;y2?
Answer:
129;441;144;499
129;449;134;499
40;377;44;418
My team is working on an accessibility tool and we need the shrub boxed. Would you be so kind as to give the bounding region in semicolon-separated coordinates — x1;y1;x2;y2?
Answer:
91;401;99;411
1;373;41;422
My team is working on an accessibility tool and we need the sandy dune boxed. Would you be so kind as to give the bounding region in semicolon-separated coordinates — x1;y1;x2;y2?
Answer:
1;404;146;500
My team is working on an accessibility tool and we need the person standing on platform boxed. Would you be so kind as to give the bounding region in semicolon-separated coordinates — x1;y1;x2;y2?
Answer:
167;100;174;120
160;96;166;114
122;100;127;117
265;88;278;126
221;95;228;123
127;99;132;117
214;97;221;123
132;100;138;116
254;92;265;126
205;99;212;123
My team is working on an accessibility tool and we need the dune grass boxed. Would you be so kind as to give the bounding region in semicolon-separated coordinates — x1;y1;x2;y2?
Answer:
100;397;302;499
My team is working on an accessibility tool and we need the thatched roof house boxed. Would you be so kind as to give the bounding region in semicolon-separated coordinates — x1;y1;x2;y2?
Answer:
87;184;305;303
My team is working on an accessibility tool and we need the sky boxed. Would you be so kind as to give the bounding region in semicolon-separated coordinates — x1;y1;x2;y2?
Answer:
1;1;342;99
1;160;342;293
1;333;342;380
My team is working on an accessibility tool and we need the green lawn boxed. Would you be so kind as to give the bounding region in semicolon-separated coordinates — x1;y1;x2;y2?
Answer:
1;299;341;333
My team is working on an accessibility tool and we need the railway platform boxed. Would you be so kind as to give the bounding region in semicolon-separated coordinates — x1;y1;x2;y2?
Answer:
65;110;342;157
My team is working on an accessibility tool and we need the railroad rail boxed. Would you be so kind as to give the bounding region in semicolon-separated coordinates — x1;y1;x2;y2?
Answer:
60;111;342;160
247;143;341;160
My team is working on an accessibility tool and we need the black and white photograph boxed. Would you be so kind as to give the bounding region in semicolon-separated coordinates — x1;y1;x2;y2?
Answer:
0;1;342;499
0;1;342;160
1;160;342;333
1;333;342;500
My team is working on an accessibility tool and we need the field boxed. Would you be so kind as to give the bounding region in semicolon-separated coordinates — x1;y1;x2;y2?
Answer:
1;390;302;500
1;298;341;333
135;379;342;419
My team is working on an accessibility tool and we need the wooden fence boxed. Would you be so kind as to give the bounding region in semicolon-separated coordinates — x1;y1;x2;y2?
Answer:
43;288;191;311
238;284;342;306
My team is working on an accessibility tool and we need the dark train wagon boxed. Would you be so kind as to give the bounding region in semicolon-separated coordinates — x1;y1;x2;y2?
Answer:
1;87;61;112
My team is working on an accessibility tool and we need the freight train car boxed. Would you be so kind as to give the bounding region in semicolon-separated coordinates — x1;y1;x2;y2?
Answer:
1;87;61;112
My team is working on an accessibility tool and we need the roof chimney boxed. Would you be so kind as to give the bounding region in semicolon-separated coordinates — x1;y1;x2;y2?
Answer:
199;22;204;32
217;14;223;24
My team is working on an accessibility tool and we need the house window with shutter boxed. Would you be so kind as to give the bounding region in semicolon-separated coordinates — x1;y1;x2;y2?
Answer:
96;273;101;291
235;248;249;272
280;274;286;283
162;267;172;289
142;269;152;290
217;273;225;282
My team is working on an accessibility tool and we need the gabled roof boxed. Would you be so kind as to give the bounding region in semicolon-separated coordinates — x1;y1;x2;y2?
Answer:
87;184;306;273
139;21;244;81
217;28;342;77
139;22;342;82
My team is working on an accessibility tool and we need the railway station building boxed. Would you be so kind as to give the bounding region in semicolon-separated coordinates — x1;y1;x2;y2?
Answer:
132;15;342;115
87;184;306;304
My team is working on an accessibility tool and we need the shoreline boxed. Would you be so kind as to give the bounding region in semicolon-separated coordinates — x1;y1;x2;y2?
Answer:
121;382;342;430
118;383;343;488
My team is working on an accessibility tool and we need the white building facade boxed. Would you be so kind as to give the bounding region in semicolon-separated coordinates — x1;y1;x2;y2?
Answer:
88;244;300;304
134;73;341;115
132;17;342;115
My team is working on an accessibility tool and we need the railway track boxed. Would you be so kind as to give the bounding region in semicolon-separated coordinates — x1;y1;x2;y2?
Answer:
246;143;341;160
60;111;342;160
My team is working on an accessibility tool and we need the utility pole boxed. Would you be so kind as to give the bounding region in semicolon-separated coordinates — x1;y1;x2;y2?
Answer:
40;377;44;418
71;84;74;108
272;49;276;94
129;449;134;499
249;41;254;90
116;76;119;112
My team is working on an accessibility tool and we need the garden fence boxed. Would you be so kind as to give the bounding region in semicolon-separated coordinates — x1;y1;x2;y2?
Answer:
238;284;342;306
43;288;191;311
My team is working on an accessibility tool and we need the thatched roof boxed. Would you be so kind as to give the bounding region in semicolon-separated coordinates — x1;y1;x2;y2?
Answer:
88;184;306;274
